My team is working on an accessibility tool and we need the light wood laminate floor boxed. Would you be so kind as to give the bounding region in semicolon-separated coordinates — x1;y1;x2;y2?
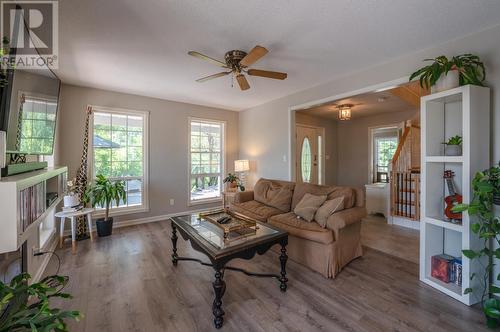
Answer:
47;221;487;332
361;214;420;264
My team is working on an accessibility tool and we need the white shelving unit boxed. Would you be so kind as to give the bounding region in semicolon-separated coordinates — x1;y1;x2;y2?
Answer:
420;85;490;305
0;166;67;253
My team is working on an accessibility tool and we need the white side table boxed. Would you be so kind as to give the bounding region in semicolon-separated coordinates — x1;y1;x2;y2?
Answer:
55;208;94;254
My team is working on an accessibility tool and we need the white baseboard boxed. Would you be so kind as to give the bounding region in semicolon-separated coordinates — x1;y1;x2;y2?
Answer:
390;215;420;230
32;234;59;283
63;207;216;236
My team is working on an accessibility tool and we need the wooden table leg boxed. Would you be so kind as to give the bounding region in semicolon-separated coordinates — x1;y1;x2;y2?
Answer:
59;217;65;249
171;220;178;266
212;267;226;329
70;216;76;254
86;213;94;241
279;242;288;292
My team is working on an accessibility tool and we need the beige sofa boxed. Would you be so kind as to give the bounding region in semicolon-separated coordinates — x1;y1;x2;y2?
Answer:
230;178;366;278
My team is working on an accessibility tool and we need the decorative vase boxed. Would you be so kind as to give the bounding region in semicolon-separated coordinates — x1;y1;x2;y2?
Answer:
431;70;460;93
229;181;237;191
63;194;80;207
96;217;113;237
445;145;462;156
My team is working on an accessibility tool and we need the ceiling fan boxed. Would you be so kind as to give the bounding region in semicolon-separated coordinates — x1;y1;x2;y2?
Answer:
188;45;287;91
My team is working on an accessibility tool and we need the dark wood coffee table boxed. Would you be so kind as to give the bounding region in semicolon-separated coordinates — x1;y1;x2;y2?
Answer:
169;213;288;329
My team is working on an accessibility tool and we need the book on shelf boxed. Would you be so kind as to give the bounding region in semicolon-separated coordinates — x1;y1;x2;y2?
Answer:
19;182;46;231
431;254;462;286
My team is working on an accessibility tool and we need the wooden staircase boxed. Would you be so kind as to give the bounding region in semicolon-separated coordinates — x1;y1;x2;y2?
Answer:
390;123;421;221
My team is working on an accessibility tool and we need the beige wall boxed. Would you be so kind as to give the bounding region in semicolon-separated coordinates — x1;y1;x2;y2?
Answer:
239;24;500;187
57;84;238;223
336;110;416;187
295;112;337;185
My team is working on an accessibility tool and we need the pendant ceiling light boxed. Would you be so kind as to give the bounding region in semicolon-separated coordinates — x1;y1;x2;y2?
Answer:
338;104;352;121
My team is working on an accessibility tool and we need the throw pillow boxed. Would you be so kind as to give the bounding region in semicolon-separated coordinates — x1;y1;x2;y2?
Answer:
293;193;327;222
315;196;345;228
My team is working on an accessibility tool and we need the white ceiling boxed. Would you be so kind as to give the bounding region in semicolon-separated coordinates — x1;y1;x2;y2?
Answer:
297;90;416;120
57;0;500;111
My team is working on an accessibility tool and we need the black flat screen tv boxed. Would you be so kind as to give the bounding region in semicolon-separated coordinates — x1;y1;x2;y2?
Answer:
0;10;61;156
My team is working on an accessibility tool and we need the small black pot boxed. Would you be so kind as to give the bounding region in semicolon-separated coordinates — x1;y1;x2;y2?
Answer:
493;193;500;206
96;217;113;237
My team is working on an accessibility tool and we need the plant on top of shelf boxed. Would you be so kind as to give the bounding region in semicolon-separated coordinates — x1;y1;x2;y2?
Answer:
223;173;245;192
83;174;126;237
0;273;82;331
409;54;486;93
443;135;462;146
452;162;500;328
442;135;462;156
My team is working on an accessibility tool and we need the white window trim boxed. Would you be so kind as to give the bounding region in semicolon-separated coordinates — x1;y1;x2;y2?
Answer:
188;117;226;206
368;124;399;184
88;105;150;217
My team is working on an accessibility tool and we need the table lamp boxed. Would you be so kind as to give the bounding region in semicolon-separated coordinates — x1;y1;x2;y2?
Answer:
234;159;250;190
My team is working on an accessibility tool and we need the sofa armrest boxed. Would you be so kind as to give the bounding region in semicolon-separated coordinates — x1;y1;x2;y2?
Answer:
234;190;254;204
326;207;367;233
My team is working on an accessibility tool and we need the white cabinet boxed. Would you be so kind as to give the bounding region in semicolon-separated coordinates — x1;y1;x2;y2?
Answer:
365;183;389;217
420;85;489;305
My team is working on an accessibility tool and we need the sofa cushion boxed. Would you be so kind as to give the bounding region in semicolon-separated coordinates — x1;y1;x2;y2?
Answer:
254;178;295;212
291;183;355;210
293;193;327;222
315;196;345;228
268;212;334;244
231;200;283;222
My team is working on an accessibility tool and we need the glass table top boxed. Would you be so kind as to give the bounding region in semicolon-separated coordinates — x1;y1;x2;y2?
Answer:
171;213;282;250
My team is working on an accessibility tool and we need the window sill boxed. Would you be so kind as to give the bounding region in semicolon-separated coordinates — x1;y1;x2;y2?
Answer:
92;205;149;219
188;197;222;207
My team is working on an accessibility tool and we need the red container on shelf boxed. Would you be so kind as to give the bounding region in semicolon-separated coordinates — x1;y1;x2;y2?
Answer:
431;254;455;283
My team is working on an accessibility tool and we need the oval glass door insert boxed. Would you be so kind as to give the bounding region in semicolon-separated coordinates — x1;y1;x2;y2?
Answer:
301;137;312;182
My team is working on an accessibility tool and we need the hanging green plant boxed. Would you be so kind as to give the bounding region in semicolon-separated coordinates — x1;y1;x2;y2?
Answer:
0;273;82;331
0;37;12;88
452;162;500;328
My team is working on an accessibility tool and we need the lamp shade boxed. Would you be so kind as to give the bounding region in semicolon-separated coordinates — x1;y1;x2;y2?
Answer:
234;159;250;172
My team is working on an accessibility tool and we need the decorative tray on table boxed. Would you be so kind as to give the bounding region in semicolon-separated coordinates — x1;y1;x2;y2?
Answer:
198;209;258;239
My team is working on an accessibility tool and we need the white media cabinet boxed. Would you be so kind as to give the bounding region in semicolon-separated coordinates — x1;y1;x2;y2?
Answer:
0;166;67;257
420;85;490;305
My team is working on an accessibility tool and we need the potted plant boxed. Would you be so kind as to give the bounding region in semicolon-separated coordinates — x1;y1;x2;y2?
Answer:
409;54;486;93
452;164;500;327
442;135;462;156
0;37;12;88
223;173;245;192
223;173;239;191
63;178;80;208
0;273;81;331
83;174;126;237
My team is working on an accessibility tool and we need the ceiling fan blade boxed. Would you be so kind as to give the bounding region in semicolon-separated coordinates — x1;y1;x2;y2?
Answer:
196;71;231;83
239;45;268;67
247;69;287;80
236;74;250;91
188;51;228;68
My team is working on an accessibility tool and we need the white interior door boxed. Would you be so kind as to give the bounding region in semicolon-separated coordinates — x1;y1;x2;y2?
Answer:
296;125;324;184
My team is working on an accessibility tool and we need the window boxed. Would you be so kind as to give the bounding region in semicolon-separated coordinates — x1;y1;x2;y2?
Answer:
18;95;57;154
373;133;398;183
189;118;225;203
90;107;149;214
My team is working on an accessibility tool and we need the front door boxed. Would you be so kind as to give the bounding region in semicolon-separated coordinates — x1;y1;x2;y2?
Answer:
296;125;323;184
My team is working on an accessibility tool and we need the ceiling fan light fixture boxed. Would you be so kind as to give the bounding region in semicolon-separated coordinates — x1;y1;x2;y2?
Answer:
338;104;352;121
